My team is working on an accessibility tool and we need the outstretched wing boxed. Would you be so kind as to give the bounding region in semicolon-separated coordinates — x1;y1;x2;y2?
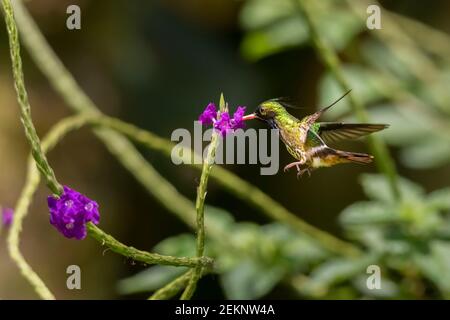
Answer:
302;90;352;130
316;123;389;143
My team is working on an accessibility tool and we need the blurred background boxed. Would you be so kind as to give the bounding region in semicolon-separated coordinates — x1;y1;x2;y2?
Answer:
1;0;450;299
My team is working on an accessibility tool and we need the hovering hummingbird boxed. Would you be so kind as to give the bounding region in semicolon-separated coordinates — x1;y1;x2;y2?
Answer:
242;91;388;177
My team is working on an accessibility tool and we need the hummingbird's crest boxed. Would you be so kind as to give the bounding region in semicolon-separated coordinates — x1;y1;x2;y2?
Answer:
267;97;305;110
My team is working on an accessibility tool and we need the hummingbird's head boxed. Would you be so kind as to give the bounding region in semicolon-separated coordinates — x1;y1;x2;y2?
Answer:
242;100;286;123
255;100;286;120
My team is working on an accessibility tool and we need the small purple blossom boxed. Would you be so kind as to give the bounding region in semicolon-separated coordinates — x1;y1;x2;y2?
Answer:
47;186;100;240
230;106;246;130
198;103;217;125
213;112;232;136
2;208;13;227
198;103;247;136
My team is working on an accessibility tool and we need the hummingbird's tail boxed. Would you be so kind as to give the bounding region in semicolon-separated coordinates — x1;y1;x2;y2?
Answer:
334;149;373;164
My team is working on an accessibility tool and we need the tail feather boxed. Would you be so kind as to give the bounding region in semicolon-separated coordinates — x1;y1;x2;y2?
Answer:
335;150;373;164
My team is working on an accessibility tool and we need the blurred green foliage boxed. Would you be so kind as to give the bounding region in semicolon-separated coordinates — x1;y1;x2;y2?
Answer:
2;0;450;300
120;174;450;299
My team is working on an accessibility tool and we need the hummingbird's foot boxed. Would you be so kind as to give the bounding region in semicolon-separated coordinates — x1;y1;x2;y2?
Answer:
283;161;303;172
296;168;311;179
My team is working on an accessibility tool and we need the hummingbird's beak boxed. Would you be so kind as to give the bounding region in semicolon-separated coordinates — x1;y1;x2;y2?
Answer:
242;113;259;121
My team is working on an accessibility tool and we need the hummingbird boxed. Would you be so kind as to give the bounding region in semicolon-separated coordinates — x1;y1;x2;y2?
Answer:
242;90;388;177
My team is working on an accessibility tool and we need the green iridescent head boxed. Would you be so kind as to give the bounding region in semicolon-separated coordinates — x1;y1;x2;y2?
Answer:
255;100;287;121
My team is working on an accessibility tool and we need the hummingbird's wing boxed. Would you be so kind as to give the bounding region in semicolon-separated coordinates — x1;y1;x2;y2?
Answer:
316;123;389;143
300;90;352;137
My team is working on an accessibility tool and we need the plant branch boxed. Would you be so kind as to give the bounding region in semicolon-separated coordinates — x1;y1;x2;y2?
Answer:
180;95;225;300
1;0;62;195
148;268;211;300
149;270;195;300
87;223;212;268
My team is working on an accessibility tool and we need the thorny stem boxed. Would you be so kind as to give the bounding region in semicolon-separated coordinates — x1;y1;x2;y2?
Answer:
1;0;62;195
294;0;400;200
180;95;225;300
150;270;195;300
12;0;360;258
87;223;213;268
148;268;209;300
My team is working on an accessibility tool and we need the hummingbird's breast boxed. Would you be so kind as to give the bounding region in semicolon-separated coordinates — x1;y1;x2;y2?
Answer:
274;116;307;162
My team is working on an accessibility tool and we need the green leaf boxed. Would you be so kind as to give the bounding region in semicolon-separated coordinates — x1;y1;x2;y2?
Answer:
262;223;328;267
204;205;236;234
400;138;450;169
344;226;411;255
339;201;397;225
359;174;396;203
117;265;187;295
427;188;450;211
153;234;196;257
414;241;450;297
228;222;262;251
220;258;286;299
301;254;378;296
360;174;424;203
281;236;328;268
398;201;442;234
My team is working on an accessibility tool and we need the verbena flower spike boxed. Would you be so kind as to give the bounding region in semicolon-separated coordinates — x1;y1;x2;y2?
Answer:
199;103;247;136
47;186;100;240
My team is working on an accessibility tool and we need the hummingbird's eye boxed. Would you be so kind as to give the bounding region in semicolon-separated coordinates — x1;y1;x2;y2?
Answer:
258;106;265;115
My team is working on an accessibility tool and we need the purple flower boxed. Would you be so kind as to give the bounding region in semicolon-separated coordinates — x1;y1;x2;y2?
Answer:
47;186;100;240
198;103;217;125
2;208;13;227
214;112;232;136
198;102;247;136
230;106;246;130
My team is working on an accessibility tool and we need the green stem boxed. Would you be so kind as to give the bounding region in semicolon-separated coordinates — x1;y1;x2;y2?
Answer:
294;0;400;200
180;95;225;300
12;0;360;257
148;268;211;300
1;0;62;195
7;159;54;300
148;269;196;300
149;270;194;300
87;223;212;268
